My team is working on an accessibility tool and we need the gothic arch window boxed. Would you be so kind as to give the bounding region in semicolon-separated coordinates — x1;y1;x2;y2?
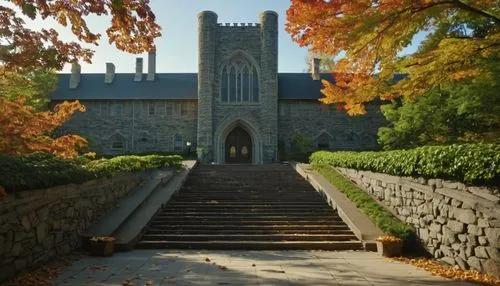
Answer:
316;131;333;149
220;57;259;103
110;133;125;150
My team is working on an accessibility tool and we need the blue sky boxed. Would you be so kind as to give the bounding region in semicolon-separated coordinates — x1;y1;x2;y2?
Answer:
23;0;308;73
21;0;424;73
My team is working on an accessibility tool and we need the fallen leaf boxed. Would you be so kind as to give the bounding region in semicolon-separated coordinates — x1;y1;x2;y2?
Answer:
205;258;211;262
86;264;109;271
392;257;500;286
252;264;256;267
261;269;285;273
217;265;228;271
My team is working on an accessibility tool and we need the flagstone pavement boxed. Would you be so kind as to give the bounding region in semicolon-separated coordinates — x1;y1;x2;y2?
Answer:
55;250;478;286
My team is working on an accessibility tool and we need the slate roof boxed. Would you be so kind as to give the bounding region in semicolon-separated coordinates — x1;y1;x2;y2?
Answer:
51;73;199;100
278;73;334;100
51;73;336;101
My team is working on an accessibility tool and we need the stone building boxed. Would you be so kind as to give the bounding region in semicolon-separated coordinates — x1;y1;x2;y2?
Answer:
51;11;386;164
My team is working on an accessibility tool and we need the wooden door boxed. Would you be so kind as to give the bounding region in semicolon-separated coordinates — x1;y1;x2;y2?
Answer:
225;127;252;164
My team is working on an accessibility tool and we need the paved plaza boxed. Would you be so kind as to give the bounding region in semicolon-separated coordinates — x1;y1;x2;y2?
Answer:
55;250;477;286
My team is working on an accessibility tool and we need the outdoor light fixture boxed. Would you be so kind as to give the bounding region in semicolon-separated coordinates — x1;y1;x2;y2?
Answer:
186;141;192;147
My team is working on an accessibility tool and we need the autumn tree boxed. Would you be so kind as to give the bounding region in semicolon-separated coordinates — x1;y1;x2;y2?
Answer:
0;0;161;157
286;0;500;115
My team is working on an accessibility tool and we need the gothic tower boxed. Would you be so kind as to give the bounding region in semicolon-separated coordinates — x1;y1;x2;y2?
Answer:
197;11;278;164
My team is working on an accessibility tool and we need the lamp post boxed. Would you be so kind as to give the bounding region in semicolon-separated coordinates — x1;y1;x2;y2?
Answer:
186;141;192;157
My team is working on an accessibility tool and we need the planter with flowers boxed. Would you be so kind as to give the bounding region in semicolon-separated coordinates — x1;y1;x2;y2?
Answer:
89;236;116;257
376;235;403;257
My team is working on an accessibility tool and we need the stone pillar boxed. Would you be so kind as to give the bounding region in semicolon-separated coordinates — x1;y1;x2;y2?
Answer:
197;11;217;163
259;11;279;163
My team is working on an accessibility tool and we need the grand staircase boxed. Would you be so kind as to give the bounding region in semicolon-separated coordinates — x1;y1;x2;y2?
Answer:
137;164;363;250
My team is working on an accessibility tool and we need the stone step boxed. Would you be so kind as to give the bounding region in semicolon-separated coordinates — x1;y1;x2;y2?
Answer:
136;240;364;250
138;164;361;251
145;224;351;230
141;234;358;242
144;229;354;235
167;199;326;203
150;218;345;225
165;202;328;206
154;212;336;217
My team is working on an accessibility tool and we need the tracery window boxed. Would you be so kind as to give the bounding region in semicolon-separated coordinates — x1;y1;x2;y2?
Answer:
220;59;259;103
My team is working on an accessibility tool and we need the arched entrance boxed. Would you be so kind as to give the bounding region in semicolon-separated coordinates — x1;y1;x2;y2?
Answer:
225;127;252;164
214;118;263;164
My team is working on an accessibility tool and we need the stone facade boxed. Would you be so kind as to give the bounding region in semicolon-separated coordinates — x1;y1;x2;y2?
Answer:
337;167;500;277
52;11;388;163
278;101;384;151
0;172;148;282
57;100;198;155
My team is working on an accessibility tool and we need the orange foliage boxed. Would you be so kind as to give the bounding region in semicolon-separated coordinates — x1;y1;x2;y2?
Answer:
286;0;500;115
0;0;161;158
1;1;161;72
0;97;87;158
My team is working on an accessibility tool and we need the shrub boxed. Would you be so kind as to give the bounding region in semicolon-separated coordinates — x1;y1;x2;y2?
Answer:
310;143;500;185
0;153;183;193
0;153;92;192
84;155;183;177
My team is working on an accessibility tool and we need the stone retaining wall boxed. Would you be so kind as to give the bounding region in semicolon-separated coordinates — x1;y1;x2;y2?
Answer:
337;167;500;277
0;172;148;282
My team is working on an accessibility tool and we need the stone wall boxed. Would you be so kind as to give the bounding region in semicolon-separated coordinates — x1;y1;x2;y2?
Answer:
337;167;500;277
278;101;385;153
0;172;147;282
57;99;198;155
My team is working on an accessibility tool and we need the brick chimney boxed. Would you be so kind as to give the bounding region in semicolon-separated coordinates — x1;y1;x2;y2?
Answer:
69;62;81;89
104;63;115;84
147;51;156;81
134;57;143;82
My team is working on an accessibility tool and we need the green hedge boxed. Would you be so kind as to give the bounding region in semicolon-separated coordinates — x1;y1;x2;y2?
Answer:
310;144;500;185
84;155;183;177
312;164;414;241
0;153;183;193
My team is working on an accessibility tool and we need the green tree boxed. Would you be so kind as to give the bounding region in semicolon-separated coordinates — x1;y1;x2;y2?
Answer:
378;73;500;149
0;68;57;111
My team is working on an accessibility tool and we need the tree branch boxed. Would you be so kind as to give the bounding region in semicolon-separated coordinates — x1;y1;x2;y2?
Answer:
452;0;500;24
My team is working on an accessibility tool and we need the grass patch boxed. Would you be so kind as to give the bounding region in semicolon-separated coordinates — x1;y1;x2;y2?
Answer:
312;163;414;241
